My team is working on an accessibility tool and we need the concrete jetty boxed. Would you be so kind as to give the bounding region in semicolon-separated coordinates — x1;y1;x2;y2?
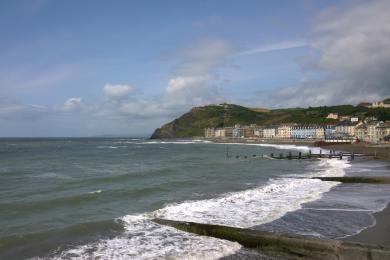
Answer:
313;176;390;184
153;218;390;260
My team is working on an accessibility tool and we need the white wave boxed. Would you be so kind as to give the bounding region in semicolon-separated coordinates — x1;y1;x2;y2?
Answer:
97;146;119;149
142;140;211;145
31;172;72;180
55;157;350;259
55;216;241;260
88;190;102;194
97;145;127;149
216;142;326;154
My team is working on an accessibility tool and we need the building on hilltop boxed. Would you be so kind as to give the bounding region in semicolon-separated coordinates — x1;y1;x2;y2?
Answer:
369;101;390;108
326;113;338;120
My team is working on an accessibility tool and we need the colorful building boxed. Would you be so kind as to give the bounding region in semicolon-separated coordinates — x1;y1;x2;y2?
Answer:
276;124;294;139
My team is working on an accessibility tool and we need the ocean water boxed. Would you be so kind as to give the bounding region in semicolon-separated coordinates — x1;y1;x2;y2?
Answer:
0;138;389;259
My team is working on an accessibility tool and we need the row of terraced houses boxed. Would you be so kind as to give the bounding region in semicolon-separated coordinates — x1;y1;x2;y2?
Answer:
205;115;390;144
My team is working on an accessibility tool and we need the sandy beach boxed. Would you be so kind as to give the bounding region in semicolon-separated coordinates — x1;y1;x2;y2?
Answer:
208;137;390;248
343;203;390;247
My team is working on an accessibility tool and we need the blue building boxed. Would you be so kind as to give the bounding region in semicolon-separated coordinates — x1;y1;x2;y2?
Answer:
292;125;318;139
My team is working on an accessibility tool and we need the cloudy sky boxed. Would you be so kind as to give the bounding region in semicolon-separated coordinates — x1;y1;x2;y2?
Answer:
1;0;389;137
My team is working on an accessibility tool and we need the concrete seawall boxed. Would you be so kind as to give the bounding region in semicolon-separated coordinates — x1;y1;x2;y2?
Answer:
313;176;390;184
153;218;390;260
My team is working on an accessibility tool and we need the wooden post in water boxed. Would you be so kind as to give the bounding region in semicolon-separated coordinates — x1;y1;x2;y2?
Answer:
374;149;377;159
226;145;229;159
308;150;312;159
279;153;283;159
270;153;274;158
288;152;292;160
298;152;302;159
319;150;322;158
339;152;343;160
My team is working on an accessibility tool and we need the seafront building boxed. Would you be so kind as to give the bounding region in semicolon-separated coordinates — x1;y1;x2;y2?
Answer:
204;112;390;144
263;126;277;139
276;124;294;139
291;125;318;139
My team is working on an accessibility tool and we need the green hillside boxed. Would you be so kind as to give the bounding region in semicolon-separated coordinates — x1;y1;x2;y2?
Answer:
150;103;390;139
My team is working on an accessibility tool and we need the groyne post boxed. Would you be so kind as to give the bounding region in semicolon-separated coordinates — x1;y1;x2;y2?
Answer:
308;150;312;159
279;153;283;159
299;152;302;159
288;152;292;160
339;152;343;160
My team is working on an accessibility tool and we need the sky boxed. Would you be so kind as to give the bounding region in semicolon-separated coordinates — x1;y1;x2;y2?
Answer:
0;0;389;137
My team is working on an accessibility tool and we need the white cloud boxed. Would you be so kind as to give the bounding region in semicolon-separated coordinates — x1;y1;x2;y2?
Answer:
62;98;84;112
0;98;50;120
103;84;135;99
265;0;390;107
238;40;307;56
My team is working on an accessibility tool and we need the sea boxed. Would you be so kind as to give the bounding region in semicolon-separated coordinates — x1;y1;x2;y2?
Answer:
0;138;390;259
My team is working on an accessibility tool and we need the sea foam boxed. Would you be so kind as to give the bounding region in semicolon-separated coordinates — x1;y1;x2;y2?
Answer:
52;144;350;260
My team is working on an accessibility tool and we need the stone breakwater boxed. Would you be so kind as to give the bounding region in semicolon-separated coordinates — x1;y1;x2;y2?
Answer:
153;218;390;260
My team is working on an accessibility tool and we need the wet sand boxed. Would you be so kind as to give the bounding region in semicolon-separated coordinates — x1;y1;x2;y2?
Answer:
209;138;390;248
342;203;390;247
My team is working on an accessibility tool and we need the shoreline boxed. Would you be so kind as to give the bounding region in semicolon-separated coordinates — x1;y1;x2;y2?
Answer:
204;137;390;161
342;203;390;247
205;137;390;248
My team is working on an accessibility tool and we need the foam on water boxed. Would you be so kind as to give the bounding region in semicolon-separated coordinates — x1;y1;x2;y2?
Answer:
51;144;350;260
143;139;212;144
55;217;241;260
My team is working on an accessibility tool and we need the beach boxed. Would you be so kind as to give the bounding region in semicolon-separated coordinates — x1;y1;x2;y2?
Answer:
209;137;390;249
1;137;389;259
344;203;390;247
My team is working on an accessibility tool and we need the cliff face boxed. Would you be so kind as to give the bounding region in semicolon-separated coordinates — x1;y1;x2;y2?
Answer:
150;104;264;139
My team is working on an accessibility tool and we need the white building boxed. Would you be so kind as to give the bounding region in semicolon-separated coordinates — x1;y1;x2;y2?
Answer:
327;113;339;120
263;126;277;139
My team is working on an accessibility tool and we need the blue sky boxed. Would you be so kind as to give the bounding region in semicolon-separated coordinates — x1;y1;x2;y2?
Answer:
0;0;389;137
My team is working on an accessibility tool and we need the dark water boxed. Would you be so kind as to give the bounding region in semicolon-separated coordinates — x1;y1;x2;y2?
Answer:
0;138;389;259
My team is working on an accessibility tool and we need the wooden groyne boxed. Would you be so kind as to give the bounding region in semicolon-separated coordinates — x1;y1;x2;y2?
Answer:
232;150;371;160
153;218;390;260
313;176;390;184
269;150;368;160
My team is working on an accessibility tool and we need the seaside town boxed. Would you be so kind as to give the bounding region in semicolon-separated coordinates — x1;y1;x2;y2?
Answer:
205;102;390;144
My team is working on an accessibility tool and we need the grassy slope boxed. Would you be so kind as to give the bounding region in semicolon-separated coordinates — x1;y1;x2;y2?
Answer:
150;104;390;138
